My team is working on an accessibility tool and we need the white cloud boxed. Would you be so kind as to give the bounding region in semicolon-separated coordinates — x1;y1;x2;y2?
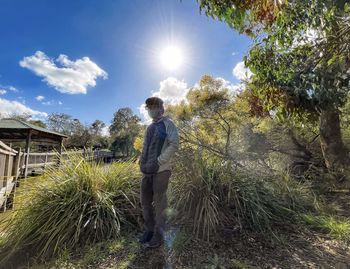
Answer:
138;76;244;123
35;95;45;101
37;99;61;106
0;85;18;93
139;77;189;123
41;101;53;106
8;86;18;92
0;89;6;95
233;61;252;81
216;77;243;96
229;83;245;97
0;98;47;119
101;125;110;137
151;77;188;105
19;51;108;94
139;103;152;124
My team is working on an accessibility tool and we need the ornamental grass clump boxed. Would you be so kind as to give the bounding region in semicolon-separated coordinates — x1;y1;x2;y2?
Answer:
104;160;141;227
170;149;317;241
0;154;141;266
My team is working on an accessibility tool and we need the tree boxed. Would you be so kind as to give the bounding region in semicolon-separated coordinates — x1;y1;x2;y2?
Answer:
89;120;108;149
197;0;285;35
90;120;105;137
0;112;47;128
3;113;32;122
167;75;244;162
46;113;108;149
109;108;141;157
197;0;350;174
67;119;92;148
28;120;47;128
46;113;73;135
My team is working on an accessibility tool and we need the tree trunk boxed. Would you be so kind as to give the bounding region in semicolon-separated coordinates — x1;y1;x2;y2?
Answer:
319;108;349;173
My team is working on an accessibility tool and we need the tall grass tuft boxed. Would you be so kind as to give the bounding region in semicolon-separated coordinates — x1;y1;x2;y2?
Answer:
0;154;141;266
302;214;350;241
104;159;141;228
170;149;318;241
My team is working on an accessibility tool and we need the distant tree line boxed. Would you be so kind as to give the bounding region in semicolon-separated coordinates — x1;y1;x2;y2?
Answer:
1;108;142;156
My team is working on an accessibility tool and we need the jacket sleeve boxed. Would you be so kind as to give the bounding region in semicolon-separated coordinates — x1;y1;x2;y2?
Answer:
157;120;179;165
139;128;148;167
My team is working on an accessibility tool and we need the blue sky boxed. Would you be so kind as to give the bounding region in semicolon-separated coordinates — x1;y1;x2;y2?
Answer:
0;0;252;125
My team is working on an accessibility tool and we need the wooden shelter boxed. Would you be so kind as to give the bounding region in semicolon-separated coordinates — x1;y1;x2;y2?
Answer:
0;118;67;177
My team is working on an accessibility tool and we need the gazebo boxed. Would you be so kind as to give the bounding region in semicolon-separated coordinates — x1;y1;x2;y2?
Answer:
0;118;67;176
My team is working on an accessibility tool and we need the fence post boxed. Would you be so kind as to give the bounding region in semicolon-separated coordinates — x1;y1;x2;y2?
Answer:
24;130;32;179
44;153;48;170
3;151;10;212
10;148;21;210
13;148;21;180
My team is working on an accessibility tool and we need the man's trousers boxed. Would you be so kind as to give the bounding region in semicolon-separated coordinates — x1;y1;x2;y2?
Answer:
140;170;171;235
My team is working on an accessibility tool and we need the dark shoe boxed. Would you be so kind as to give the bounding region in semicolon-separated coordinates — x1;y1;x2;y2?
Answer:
145;232;163;249
139;231;154;244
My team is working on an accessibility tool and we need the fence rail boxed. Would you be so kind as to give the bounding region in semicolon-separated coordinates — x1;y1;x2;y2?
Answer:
0;141;21;212
0;140;115;212
22;150;114;177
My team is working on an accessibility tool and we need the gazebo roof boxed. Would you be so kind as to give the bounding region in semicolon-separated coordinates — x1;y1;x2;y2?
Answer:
0;118;67;143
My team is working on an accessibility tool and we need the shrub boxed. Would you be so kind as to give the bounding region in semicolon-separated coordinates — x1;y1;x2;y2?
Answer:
169;149;318;240
0;154;141;266
104;160;141;228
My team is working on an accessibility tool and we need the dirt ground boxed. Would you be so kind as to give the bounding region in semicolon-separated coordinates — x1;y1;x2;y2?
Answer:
20;190;350;269
54;225;348;269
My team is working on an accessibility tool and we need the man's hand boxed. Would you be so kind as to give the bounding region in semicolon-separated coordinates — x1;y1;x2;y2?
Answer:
141;160;159;175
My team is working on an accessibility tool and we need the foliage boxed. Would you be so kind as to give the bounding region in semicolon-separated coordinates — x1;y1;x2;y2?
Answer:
197;0;286;35
46;113;74;134
231;0;350;117
205;254;227;269
302;214;350;241
167;75;245;162
28;119;47;128
46;113;108;149
196;0;350;172
104;160;141;227
209;0;350;113
133;128;145;154
109;107;141;156
170;148;317;241
0;154;141;266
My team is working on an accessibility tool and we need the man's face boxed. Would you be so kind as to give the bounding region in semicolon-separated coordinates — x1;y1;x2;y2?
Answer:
146;104;162;119
146;104;160;110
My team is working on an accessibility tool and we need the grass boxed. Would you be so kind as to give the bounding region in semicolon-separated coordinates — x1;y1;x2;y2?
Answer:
169;149;319;240
0;149;348;268
302;214;350;241
0;154;141;268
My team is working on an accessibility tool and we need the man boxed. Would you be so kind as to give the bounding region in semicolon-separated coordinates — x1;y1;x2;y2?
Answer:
139;96;179;248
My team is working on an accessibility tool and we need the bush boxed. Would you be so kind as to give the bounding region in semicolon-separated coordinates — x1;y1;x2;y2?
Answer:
104;160;141;227
0;154;141;266
170;149;318;240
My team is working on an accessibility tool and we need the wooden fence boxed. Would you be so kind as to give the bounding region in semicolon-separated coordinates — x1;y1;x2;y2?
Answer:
22;150;114;177
0;141;21;212
0;141;114;211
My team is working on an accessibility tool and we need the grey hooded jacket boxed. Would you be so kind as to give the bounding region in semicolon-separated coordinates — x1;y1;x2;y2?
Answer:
140;116;179;174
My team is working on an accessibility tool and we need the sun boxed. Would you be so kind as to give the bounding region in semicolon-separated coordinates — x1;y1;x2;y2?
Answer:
160;45;183;70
